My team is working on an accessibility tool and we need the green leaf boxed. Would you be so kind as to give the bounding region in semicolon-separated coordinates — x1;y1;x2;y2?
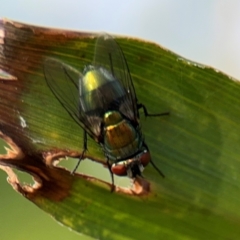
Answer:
0;19;240;240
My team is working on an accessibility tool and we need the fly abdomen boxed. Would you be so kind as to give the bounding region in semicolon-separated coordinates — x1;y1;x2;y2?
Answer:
79;66;125;113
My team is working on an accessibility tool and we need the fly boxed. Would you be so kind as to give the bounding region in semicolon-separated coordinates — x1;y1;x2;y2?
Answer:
44;34;169;189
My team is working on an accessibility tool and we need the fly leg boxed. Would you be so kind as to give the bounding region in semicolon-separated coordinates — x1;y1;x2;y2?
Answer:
137;103;169;117
72;130;88;174
106;158;115;192
143;142;165;178
150;160;165;178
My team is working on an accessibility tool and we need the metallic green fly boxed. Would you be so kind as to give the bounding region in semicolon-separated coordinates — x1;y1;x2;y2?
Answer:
44;34;168;188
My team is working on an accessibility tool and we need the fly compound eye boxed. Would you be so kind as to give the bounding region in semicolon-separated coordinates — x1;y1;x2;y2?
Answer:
139;150;151;167
111;161;127;176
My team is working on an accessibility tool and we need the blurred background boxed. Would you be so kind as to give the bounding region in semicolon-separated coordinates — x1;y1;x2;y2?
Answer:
0;1;240;239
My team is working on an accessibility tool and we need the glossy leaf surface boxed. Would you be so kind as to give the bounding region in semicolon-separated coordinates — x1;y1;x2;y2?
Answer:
0;19;240;240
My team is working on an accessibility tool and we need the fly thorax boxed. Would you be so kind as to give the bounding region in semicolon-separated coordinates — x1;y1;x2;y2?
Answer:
103;111;142;160
103;111;122;126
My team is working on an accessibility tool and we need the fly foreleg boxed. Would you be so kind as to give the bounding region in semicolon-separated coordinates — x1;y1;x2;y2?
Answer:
106;158;115;192
150;160;165;178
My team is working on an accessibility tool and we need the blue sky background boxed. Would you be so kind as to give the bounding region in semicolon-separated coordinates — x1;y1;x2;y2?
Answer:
0;0;240;79
0;1;240;240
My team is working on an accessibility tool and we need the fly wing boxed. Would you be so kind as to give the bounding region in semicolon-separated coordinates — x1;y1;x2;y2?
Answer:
43;58;101;141
93;34;139;122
